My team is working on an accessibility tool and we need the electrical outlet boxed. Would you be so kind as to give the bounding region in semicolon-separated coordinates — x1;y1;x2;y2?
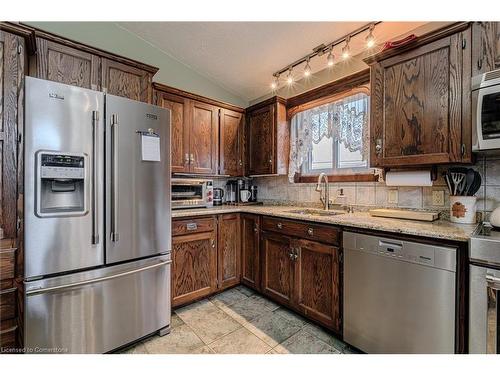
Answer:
388;190;398;204
432;190;445;206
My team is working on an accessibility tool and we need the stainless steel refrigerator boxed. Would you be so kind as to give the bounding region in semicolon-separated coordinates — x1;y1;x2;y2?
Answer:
23;77;171;353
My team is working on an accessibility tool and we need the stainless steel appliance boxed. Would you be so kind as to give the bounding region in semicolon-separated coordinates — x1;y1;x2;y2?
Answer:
171;178;213;209
213;188;224;206
469;223;500;353
472;68;500;153
24;77;171;353
249;185;258;202
343;232;456;353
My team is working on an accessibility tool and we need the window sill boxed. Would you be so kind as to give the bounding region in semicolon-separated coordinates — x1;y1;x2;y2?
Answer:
293;172;379;183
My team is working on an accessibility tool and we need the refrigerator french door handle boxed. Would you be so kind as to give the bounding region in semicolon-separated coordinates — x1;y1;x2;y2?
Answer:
91;110;99;245
111;114;119;242
25;260;172;296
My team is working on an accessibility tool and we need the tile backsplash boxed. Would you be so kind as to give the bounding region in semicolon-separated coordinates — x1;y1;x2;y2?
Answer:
253;155;500;220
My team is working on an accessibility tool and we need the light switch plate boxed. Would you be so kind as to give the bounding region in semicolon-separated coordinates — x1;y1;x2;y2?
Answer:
388;190;398;204
432;190;445;206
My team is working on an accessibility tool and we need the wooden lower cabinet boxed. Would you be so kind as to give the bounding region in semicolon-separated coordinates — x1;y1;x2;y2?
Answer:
171;223;217;308
294;238;341;333
241;214;260;290
217;214;241;289
261;221;342;333
261;231;294;306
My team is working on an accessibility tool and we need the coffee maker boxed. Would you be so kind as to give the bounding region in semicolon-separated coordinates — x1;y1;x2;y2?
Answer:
213;188;224;206
225;178;252;204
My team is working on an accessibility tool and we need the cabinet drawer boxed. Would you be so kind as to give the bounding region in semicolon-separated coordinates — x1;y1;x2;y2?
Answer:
0;320;18;348
262;216;340;245
0;248;16;281
172;217;216;237
0;287;16;321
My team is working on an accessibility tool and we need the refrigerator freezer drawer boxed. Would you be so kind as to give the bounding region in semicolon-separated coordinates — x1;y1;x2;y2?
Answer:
24;256;171;354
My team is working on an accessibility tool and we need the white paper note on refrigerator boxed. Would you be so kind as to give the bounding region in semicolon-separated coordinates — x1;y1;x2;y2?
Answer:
141;134;161;162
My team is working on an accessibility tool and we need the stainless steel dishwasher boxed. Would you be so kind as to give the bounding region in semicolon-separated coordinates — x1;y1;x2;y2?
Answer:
343;231;457;354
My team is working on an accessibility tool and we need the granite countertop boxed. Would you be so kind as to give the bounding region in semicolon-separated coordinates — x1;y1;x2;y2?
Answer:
172;205;478;242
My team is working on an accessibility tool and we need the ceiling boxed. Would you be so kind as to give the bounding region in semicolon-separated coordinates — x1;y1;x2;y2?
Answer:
118;22;432;103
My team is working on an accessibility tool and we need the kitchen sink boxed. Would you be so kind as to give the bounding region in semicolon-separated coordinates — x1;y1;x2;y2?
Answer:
285;208;345;216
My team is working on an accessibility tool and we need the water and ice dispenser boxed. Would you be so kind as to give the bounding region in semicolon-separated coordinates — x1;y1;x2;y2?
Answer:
36;152;87;216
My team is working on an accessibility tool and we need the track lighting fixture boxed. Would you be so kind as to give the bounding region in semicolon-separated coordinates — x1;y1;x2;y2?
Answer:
326;48;334;67
304;58;312;77
366;24;375;48
342;36;351;59
286;68;294;85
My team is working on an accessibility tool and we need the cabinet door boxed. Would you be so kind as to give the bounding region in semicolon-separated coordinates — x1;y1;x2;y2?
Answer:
218;214;241;289
34;38;100;90
101;58;152;103
240;214;260;290
472;22;500;76
261;231;294;306
1;31;23;240
156;91;190;173
247;105;274;175
371;30;470;167
172;231;217;308
293;239;341;332
190;101;218;174
220;109;243;176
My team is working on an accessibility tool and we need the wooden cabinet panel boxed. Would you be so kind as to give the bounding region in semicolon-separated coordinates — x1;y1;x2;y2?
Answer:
261;231;294;306
156;91;190;173
0;287;16;321
34;38;100;90
220;109;244;176
294;239;341;332
0;320;17;349
241;214;260;290
248;104;274;175
102;58;152;103
218;214;241;289
172;230;217;308
1;31;23;240
472;22;500;76
370;27;471;167
190;101;218;174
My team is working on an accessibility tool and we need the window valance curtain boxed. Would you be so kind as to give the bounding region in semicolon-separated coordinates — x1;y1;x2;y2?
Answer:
288;92;369;182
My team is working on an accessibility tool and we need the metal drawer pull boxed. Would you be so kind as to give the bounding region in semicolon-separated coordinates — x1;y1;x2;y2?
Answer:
26;260;172;296
307;228;314;236
254;224;259;232
277;223;283;229
186;223;198;231
211;239;216;248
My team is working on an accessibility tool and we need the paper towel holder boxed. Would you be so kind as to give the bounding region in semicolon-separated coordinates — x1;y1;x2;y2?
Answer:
384;166;437;181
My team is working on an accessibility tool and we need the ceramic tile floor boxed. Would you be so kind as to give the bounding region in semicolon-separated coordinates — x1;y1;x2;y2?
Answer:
120;285;359;354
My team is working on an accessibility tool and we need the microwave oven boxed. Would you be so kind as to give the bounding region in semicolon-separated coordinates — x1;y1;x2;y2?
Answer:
472;68;500;153
171;178;213;209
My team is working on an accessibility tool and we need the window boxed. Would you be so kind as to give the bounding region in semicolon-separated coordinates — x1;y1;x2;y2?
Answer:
288;87;375;182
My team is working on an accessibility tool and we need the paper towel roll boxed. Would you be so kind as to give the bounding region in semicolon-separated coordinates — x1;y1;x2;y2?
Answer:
385;170;433;187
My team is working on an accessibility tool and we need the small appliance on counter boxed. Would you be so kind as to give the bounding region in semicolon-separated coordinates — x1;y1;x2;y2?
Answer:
213;188;224;206
225;178;261;205
171;178;213;209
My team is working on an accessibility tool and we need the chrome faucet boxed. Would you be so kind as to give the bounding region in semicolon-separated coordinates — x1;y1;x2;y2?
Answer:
315;173;329;210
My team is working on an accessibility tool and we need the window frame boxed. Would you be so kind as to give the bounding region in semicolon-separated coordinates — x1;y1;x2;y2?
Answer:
288;85;378;183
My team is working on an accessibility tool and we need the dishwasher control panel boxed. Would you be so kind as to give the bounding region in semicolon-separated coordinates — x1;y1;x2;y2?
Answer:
343;231;456;271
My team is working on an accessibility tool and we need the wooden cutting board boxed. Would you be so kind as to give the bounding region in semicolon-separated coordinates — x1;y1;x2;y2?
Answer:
369;208;439;222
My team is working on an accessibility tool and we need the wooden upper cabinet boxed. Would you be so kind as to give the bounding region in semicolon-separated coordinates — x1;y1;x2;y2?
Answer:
472;22;500;76
368;24;472;167
156;91;190;173
261;231;294;306
190;101;219;174
101;58;153;103
246;97;289;176
293;238;341;333
219;109;244;176
241;214;260;291
217;213;241;289
33;38;100;90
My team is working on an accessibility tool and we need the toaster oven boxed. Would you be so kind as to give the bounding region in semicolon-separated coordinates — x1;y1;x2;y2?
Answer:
171;178;213;209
